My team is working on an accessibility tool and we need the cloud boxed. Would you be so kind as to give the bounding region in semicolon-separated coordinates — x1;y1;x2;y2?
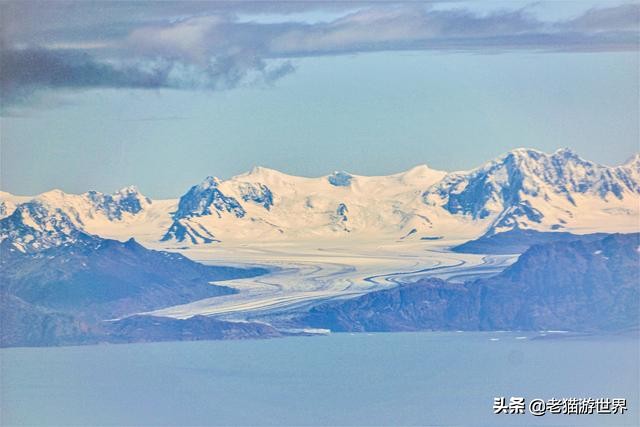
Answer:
0;48;297;107
268;5;638;55
1;2;638;109
563;3;640;32
125;15;225;63
0;49;173;105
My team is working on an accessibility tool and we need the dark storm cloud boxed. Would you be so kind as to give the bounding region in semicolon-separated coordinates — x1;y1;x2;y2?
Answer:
0;49;173;103
1;1;638;108
0;48;297;106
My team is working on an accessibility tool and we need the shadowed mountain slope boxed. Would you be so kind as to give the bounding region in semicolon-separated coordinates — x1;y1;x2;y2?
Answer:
301;233;640;332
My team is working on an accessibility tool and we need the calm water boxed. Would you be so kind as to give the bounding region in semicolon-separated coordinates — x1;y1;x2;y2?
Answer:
1;332;638;426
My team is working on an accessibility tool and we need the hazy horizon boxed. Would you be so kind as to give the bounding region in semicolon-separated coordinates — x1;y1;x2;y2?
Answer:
1;145;639;198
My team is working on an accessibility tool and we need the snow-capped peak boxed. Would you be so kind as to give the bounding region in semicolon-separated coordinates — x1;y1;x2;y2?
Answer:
506;147;546;157
245;166;286;179
553;147;579;158
114;185;141;195
234;166;300;187
395;164;447;185
0;191;32;219
624;153;640;168
196;176;221;189
0;200;88;252
249;166;274;175
2;148;638;249
172;177;244;221
423;148;640;235
0;185;160;251
37;188;69;203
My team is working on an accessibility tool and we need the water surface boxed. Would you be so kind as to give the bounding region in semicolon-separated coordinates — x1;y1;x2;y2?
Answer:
1;332;637;426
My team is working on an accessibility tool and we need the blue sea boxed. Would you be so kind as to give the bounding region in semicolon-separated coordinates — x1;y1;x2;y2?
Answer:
1;332;638;426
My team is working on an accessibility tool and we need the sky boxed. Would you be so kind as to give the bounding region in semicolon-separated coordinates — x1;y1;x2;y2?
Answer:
1;1;638;198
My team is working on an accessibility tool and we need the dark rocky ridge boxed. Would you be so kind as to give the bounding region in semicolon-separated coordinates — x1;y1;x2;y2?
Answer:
106;315;284;343
301;233;640;333
0;237;271;347
452;228;609;254
1;292;93;347
0;237;268;318
0;295;287;347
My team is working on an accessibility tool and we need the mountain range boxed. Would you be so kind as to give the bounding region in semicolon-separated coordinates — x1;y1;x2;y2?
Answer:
1;148;639;250
2;147;639;346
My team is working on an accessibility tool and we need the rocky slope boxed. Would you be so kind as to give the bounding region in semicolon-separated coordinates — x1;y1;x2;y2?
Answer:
0;296;286;347
300;233;640;332
452;228;609;254
0;235;270;347
0;237;268;318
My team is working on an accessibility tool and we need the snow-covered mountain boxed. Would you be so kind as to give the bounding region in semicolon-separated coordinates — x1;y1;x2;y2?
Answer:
0;187;175;251
161;164;448;244
423;148;640;235
0;191;30;219
1;148;638;251
0;201;90;252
